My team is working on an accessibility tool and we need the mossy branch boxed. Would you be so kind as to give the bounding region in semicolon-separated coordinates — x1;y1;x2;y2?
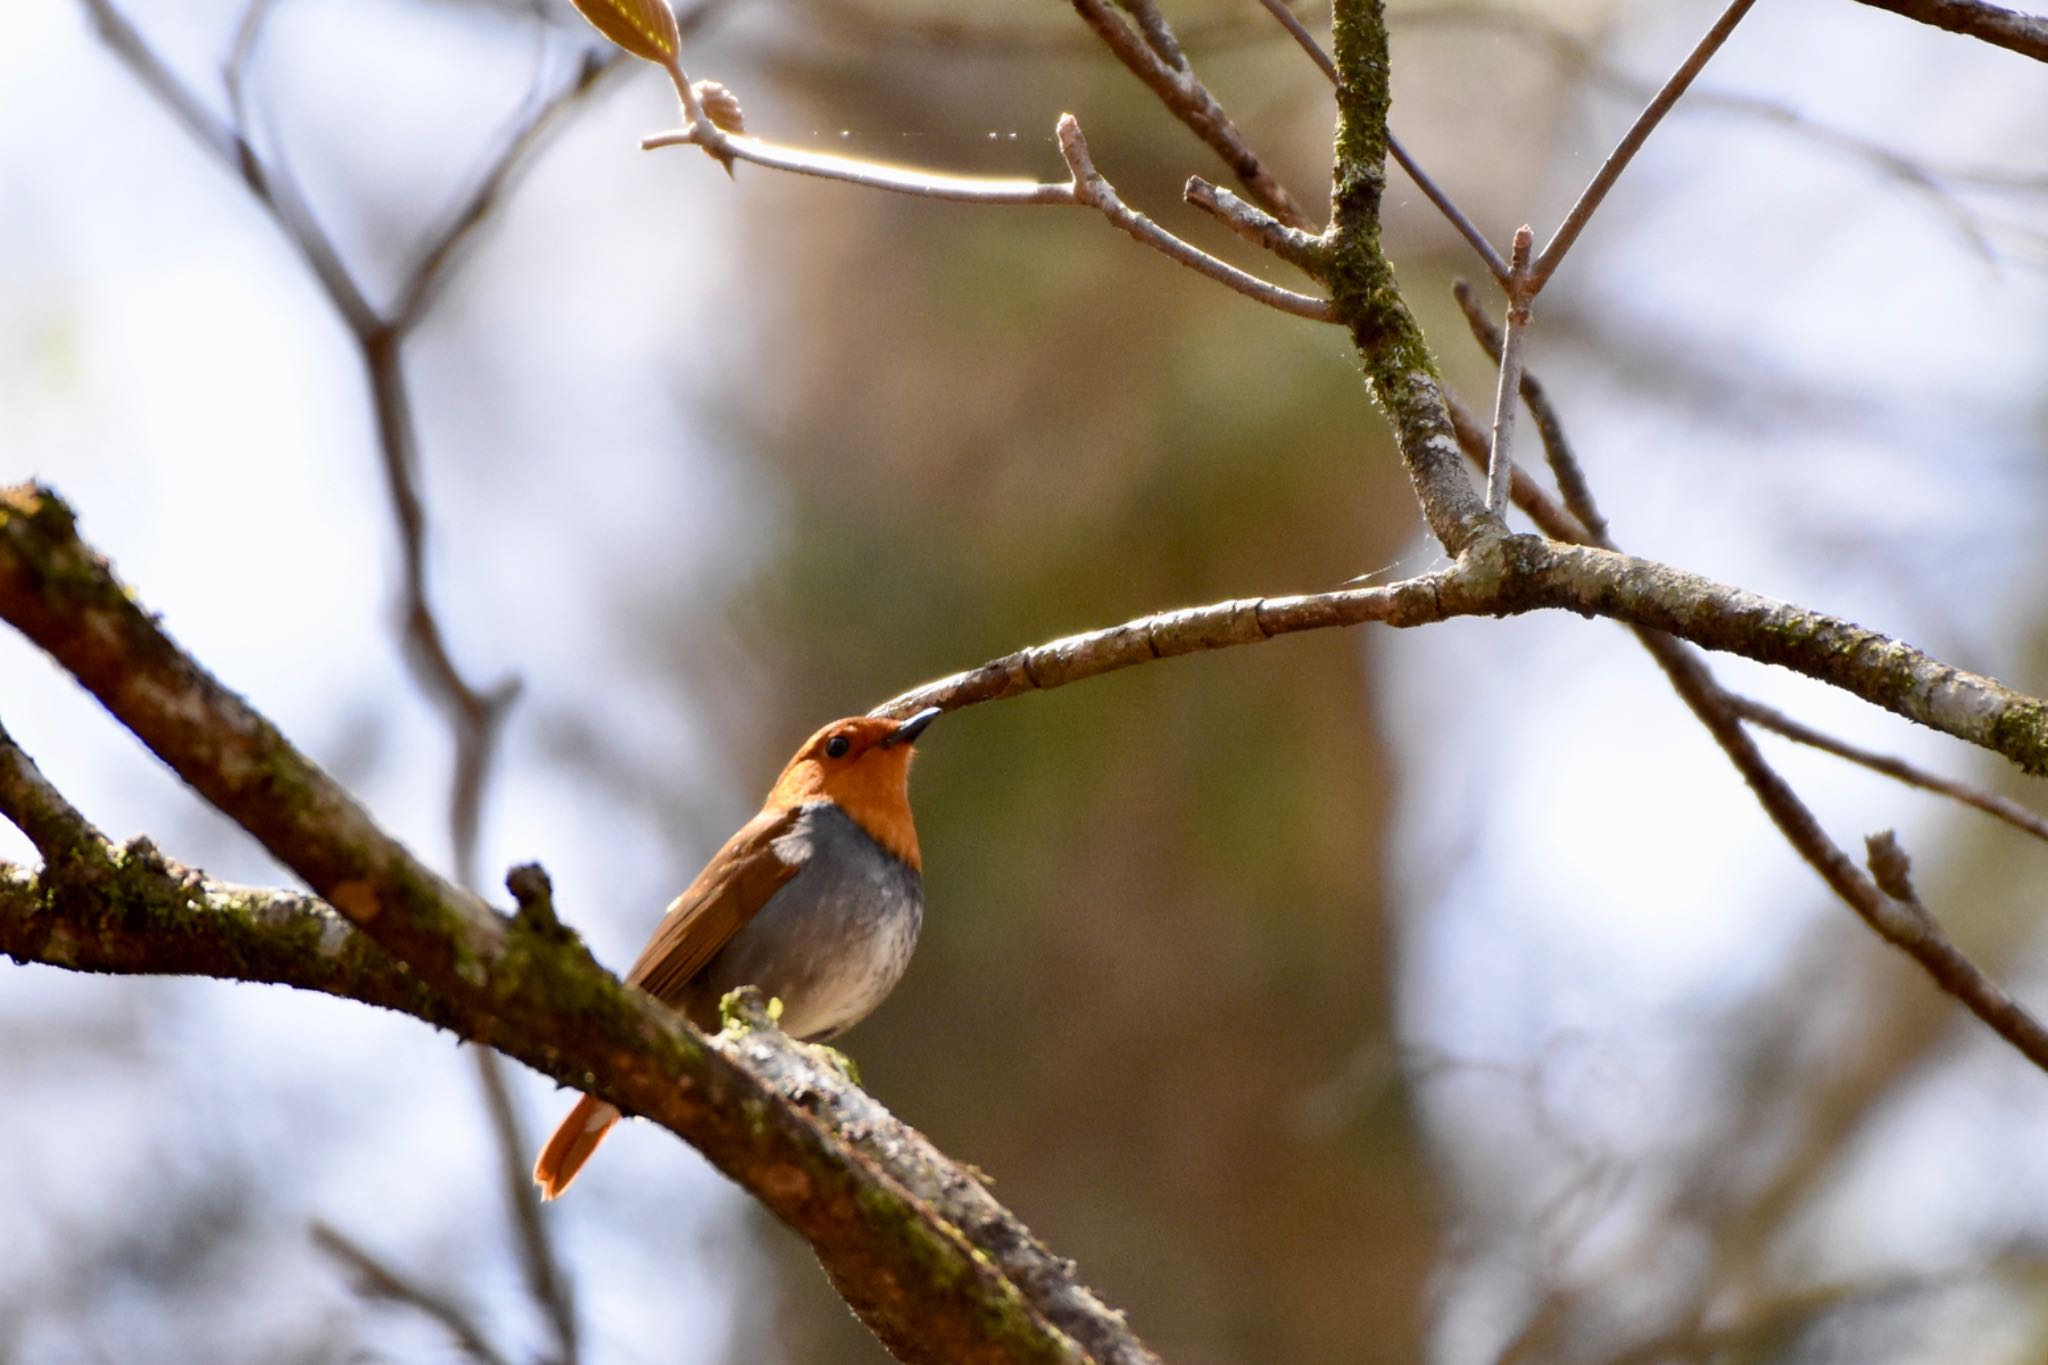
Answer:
1325;0;1492;554
0;484;1147;1365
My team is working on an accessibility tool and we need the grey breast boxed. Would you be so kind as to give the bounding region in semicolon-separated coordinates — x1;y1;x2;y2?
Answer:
683;800;924;1041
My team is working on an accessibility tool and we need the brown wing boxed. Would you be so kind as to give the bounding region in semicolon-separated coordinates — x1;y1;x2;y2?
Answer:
627;804;806;1003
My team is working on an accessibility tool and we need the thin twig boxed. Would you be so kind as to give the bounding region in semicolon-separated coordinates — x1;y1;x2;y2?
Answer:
79;0;378;332
1068;0;1316;229
470;1045;578;1364
1454;280;1609;542
1484;228;1535;518
1056;118;1337;320
1389;134;1512;281
0;720;107;867
312;1223;516;1365
1439;347;2048;1080
1184;177;1327;275
1848;0;2048;63
1412;4;2028;263
1455;286;2044;850
1255;0;1337;79
642;115;1338;319
1118;0;1188;67
639;124;1077;201
80;5;617;1356
223;0;279;128
1531;0;1761;289
1733;695;2048;845
1253;0;1510;280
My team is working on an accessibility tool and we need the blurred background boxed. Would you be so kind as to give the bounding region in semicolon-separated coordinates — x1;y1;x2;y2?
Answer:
3;0;2047;1361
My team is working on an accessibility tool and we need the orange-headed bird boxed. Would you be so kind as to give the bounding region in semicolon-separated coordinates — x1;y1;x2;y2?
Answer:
533;707;941;1199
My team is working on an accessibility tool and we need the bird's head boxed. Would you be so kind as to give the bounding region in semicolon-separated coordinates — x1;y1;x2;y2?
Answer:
766;707;941;868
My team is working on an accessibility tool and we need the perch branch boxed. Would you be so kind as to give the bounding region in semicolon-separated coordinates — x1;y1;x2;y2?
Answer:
0;485;1143;1365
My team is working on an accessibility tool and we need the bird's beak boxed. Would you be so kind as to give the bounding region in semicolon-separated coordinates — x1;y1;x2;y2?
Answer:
882;706;942;748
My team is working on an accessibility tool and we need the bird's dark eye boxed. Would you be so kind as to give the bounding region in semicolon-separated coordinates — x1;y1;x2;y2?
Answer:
825;734;852;759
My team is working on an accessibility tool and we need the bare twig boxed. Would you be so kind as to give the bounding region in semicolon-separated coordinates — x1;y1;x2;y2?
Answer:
1255;0;1510;280
1118;0;1187;67
642;115;1338;319
639;123;1076;201
1056;119;1336;319
1733;695;2048;845
1389;133;1513;282
469;1044;577;1364
312;1222;517;1365
1255;0;1337;80
1454;280;1609;542
78;0;378;332
392;46;632;327
1437;340;2048;1082
1068;0;1316;229
1531;0;1761;289
1849;0;2048;63
223;0;280;127
1184;177;1326;274
1484;228;1536;517
0;720;103;867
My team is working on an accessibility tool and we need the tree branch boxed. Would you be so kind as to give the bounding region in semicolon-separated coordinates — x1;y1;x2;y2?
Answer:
1326;0;1495;554
1432;334;2048;1081
1252;0;1510;281
641;115;1336;320
311;1222;516;1365
0;485;1147;1365
1849;0;2048;62
1067;0;1314;229
1732;695;2048;845
1530;0;1760;290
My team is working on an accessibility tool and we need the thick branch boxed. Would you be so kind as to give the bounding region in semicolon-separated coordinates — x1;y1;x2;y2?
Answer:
0;848;1124;1364
0;846;461;1033
0;486;1130;1365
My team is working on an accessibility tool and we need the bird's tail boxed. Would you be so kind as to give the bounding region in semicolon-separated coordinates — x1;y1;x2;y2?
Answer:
533;1095;620;1200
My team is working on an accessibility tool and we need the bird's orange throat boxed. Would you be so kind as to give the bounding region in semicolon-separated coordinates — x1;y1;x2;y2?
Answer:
769;748;922;871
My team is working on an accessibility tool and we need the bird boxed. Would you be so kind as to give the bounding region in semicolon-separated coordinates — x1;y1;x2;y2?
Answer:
532;705;942;1200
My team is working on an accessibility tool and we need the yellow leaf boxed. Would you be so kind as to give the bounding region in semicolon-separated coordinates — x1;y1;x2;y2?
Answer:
566;0;679;65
